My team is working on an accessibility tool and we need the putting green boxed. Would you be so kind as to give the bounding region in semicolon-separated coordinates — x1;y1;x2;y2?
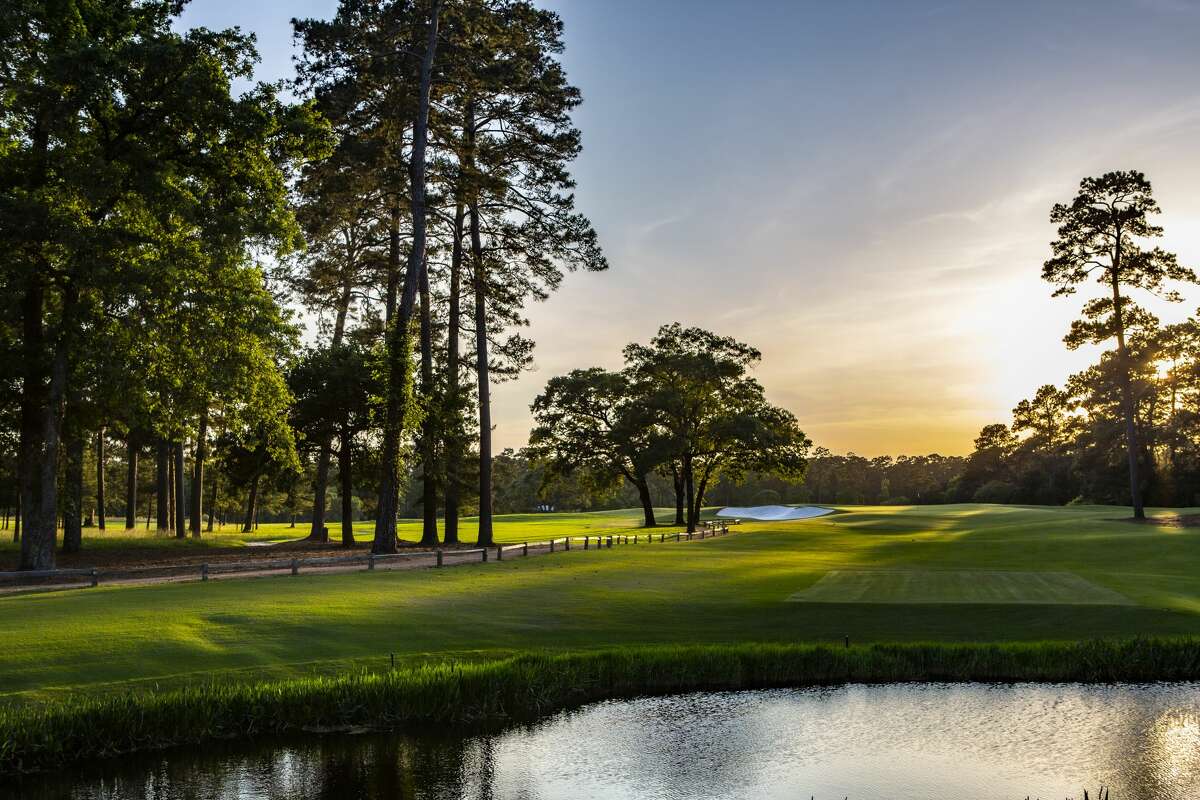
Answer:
789;569;1134;605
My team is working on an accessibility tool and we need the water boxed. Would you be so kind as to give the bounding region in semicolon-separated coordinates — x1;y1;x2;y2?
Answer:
10;683;1200;800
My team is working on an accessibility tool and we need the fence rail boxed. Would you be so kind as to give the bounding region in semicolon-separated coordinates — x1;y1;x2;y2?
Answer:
0;520;737;592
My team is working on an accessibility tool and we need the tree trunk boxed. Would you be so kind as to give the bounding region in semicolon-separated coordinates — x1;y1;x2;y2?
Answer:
684;455;696;532
19;281;68;571
634;477;657;527
125;437;138;529
17;128;59;571
190;408;207;537
419;258;438;546
339;426;354;547
207;467;218;533
243;474;259;533
174;441;185;539
470;201;494;547
443;202;466;545
372;0;440;555
672;464;685;526
11;477;19;543
95;427;106;530
156;439;169;534
308;282;353;543
1111;230;1145;519
61;406;84;554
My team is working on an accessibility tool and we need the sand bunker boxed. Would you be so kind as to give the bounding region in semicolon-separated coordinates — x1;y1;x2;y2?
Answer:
716;505;835;521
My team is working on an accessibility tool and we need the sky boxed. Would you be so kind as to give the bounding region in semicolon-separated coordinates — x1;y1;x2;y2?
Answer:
178;0;1200;457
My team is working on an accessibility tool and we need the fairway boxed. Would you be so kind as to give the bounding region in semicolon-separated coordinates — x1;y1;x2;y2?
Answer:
789;569;1134;605
5;504;1200;708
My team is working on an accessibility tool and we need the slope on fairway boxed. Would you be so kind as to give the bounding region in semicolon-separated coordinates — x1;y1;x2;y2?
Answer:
3;503;1200;705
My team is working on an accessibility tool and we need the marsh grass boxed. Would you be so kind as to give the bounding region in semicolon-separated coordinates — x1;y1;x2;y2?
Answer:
5;638;1200;775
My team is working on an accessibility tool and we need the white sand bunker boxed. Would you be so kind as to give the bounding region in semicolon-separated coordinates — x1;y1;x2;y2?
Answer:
716;505;834;521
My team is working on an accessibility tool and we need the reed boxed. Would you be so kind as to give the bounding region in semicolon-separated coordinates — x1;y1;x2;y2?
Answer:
4;638;1200;775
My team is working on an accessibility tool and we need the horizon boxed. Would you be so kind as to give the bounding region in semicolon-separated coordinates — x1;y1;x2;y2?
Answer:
179;0;1200;458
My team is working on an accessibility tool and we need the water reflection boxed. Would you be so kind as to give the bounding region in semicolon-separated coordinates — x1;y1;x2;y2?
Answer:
10;683;1200;800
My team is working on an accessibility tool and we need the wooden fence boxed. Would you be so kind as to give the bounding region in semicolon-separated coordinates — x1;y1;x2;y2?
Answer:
0;519;739;592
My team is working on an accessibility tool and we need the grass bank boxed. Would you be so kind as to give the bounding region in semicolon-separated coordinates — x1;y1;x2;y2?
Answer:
5;638;1200;775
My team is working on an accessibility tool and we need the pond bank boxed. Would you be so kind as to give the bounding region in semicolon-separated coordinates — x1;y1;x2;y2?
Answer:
6;638;1200;776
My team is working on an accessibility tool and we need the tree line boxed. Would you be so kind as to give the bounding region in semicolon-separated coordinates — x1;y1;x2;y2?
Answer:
959;171;1199;512
0;0;605;569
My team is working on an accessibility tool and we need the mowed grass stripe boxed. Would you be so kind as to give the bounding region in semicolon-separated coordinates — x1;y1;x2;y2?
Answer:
788;569;1134;605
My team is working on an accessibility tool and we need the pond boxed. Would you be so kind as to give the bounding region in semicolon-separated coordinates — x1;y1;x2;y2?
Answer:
10;683;1200;800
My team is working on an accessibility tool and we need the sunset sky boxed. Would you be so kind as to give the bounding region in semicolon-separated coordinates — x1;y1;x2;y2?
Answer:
180;0;1200;457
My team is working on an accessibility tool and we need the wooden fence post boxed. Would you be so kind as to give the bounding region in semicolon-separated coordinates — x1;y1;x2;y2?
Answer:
90;568;98;588
291;559;299;576
201;563;209;582
368;554;376;571
436;550;444;567
523;542;529;557
482;548;488;563
584;536;589;550
497;545;503;561
550;539;555;553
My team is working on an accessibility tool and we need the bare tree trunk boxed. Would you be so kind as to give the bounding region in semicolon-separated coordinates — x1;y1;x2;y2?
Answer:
309;283;353;543
11;478;18;543
243;474;259;533
684;455;696;533
125;437;138;529
19;282;68;570
61;403;84;554
373;0;440;555
470;202;494;547
174;441;185;539
634;477;657;528
190;409;207;537
17;128;60;571
207;469;218;532
95;427;106;531
443;202;465;545
156;439;169;534
419;259;438;546
339;426;354;546
1111;230;1145;519
672;464;685;526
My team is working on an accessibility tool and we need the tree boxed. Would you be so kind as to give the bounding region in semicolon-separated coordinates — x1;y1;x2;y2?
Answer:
529;367;669;527
625;324;810;531
1043;171;1197;518
441;0;606;546
1;2;321;568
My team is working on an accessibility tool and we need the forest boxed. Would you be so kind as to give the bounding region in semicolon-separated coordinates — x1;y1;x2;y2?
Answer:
0;0;814;571
4;3;1196;575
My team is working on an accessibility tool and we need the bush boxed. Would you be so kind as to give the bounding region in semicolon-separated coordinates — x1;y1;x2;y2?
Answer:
973;480;1017;504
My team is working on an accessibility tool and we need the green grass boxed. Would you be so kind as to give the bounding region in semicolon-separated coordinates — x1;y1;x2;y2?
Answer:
4;503;1200;710
789;569;1135;605
0;508;677;556
7;639;1200;775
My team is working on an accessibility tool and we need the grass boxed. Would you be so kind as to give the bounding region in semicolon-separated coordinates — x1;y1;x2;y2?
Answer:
0;507;675;558
5;502;1200;770
5;639;1200;775
788;569;1135;605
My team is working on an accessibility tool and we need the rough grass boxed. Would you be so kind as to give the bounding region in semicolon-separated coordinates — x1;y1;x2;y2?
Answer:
789;569;1135;605
5;639;1200;776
